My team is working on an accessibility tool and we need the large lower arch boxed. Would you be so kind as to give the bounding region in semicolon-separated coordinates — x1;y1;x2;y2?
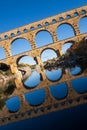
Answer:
0;47;6;60
78;16;87;34
35;30;53;48
41;48;58;62
11;38;32;56
62;41;74;54
56;23;75;41
41;48;62;81
17;55;41;88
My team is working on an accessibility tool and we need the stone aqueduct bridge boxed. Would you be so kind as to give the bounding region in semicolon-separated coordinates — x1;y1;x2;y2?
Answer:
0;5;87;125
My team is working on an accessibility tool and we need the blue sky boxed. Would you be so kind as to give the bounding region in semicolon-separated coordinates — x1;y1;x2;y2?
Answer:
0;0;87;33
1;0;87;130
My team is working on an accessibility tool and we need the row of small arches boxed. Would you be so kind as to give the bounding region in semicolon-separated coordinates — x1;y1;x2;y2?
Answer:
3;16;87;42
0;9;86;41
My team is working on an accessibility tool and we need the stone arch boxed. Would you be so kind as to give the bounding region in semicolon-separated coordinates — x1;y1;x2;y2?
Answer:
73;12;79;17
11;38;32;56
4;35;9;40
78;16;87;34
52;19;57;24
17;55;36;65
62;41;75;54
17;31;21;35
24;88;46;106
11;33;15;38
44;22;49;26
37;24;42;28
40;48;62;81
6;96;21;113
56;23;75;41
30;26;35;31
50;83;68;100
46;68;62;82
17;55;41;88
35;30;53;48
40;48;58;62
81;10;86;15
71;77;87;94
16;55;29;65
66;15;71;19
59;17;64;22
0;46;6;60
23;28;28;33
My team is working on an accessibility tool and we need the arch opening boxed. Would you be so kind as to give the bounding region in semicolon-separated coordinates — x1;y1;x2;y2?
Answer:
37;24;42;28
71;77;87;94
35;30;53;48
11;38;32;56
52;19;57;24
30;27;35;31
6;96;20;113
79;16;87;34
23;29;28;33
24;88;46;106
68;66;81;76
59;17;64;21
46;69;62;81
74;12;79;17
17;31;21;35
62;42;82;75
50;83;68;99
81;10;86;15
56;23;75;41
4;35;8;40
62;42;73;54
11;33;15;37
41;49;62;81
66;15;71;19
45;22;49;26
17;55;41;88
41;48;58;62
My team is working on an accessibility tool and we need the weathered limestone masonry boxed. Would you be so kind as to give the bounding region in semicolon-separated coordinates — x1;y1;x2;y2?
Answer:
0;5;87;125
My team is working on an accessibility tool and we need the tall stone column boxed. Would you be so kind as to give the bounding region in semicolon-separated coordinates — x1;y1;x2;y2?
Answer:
64;69;78;98
19;94;29;111
73;23;80;36
35;56;46;80
50;28;58;43
10;62;23;88
27;33;36;50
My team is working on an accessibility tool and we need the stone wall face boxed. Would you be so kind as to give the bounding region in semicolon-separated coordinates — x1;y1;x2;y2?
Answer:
0;5;87;125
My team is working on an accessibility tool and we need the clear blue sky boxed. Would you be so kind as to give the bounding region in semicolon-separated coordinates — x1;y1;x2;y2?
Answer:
1;1;87;130
0;0;87;33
